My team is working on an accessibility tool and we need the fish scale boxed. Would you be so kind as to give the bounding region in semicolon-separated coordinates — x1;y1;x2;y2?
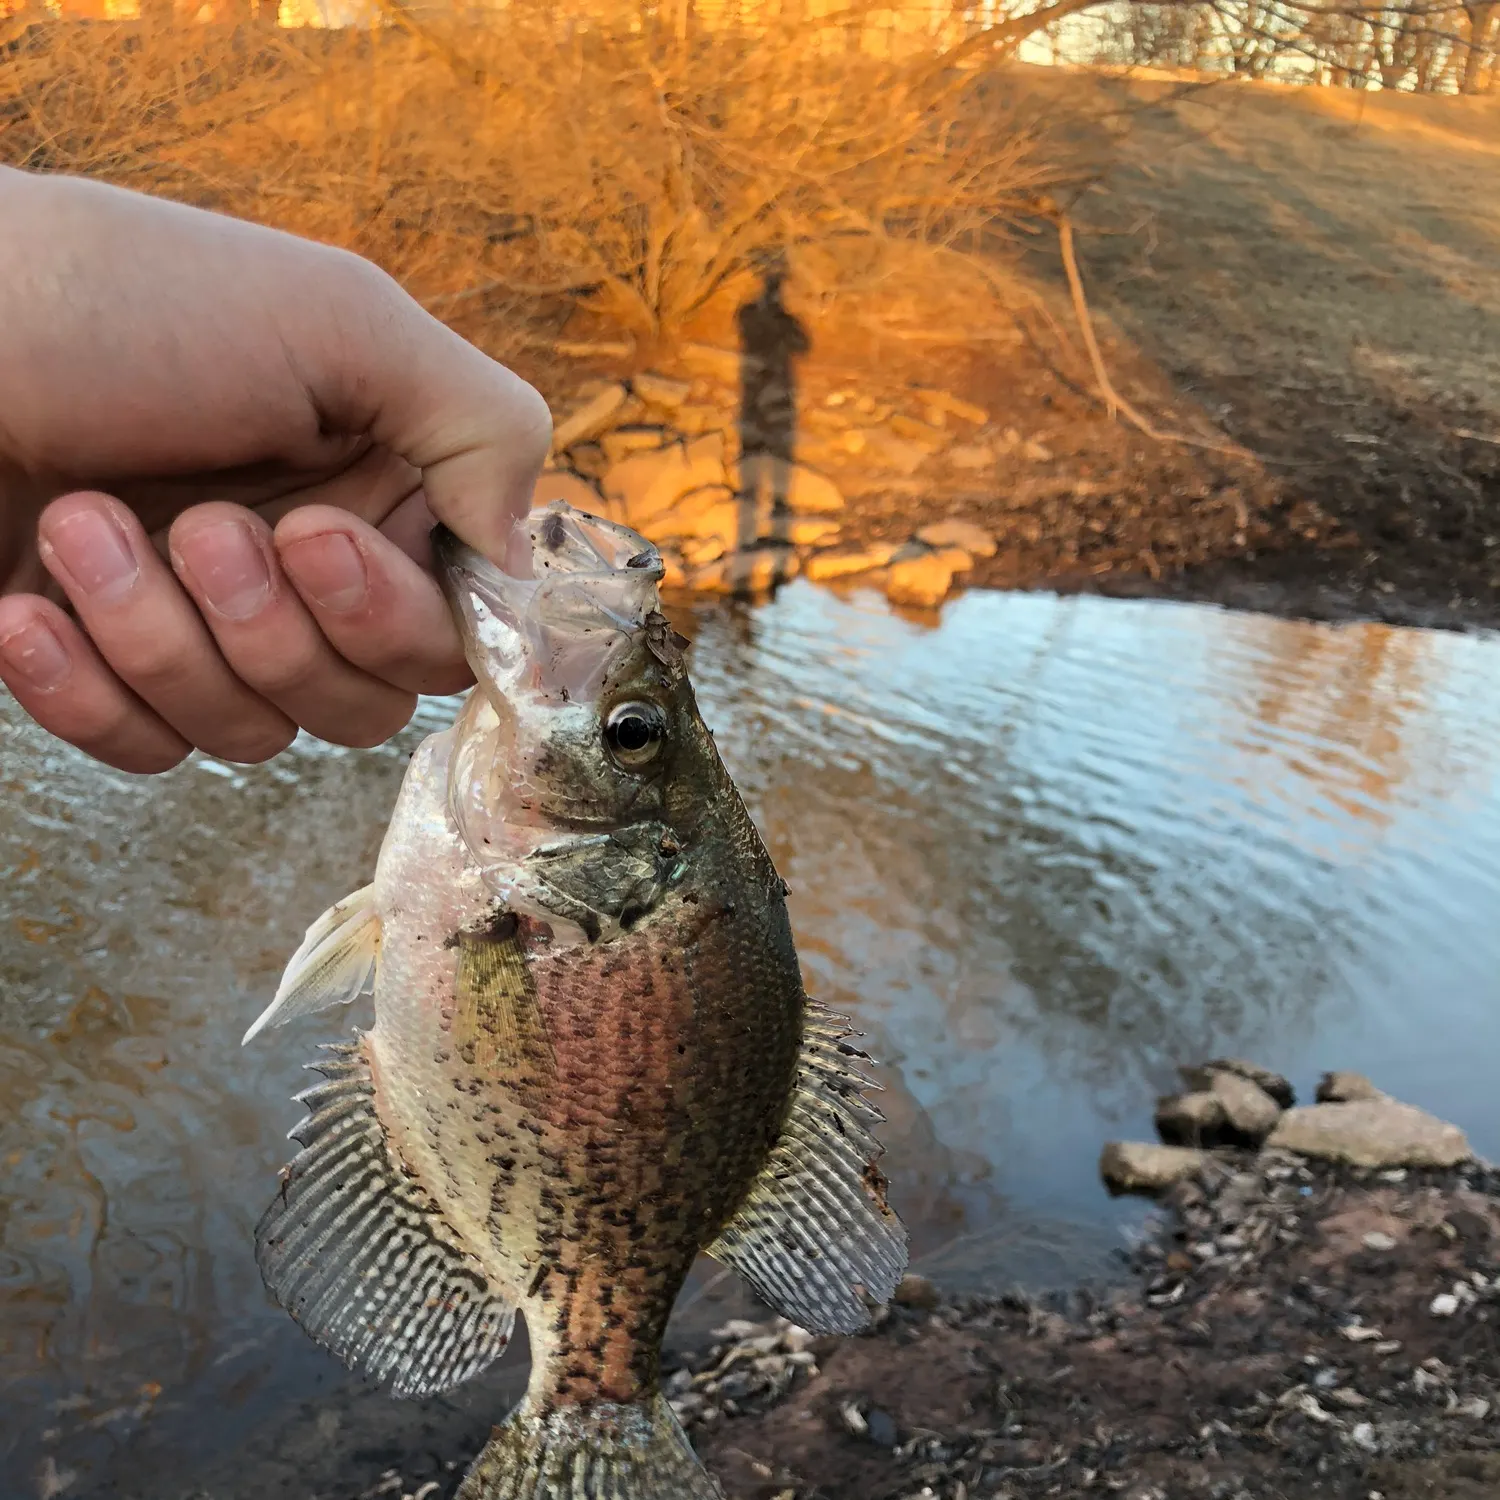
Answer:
243;501;907;1498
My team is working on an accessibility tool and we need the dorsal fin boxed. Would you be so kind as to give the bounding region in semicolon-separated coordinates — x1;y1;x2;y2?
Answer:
706;1005;908;1334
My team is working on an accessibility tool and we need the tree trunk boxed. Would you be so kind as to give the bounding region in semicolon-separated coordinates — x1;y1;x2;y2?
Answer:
1460;0;1498;92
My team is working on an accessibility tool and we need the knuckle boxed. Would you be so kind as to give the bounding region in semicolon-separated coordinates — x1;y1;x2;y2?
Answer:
244;648;323;700
117;637;202;694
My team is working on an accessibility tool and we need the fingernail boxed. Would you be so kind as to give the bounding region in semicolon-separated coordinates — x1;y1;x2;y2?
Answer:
0;619;72;691
280;533;368;613
44;508;139;602
179;521;272;623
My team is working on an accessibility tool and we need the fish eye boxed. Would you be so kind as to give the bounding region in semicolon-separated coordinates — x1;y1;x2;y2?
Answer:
604;701;667;768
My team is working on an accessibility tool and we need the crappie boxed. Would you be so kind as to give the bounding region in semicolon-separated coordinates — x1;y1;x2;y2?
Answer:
243;500;906;1498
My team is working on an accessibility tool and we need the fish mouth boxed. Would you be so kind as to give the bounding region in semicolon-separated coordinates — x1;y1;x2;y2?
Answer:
433;502;664;707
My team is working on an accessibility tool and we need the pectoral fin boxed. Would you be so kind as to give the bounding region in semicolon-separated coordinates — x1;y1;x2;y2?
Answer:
256;1039;516;1398
243;886;380;1045
707;1006;908;1335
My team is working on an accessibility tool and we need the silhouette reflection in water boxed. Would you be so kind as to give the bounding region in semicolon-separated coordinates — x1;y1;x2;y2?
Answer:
734;251;809;589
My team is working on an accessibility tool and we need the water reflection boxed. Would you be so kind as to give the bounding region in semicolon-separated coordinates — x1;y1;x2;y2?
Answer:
5;582;1500;1494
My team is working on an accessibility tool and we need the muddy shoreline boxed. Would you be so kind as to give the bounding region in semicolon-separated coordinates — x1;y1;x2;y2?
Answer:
109;1150;1500;1500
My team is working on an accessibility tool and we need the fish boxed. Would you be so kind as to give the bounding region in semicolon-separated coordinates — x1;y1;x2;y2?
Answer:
242;500;907;1498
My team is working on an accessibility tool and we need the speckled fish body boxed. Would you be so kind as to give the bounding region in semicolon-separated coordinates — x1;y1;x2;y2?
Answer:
243;502;906;1499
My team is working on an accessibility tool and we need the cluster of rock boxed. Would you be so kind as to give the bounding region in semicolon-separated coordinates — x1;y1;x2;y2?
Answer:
540;360;1002;608
663;1315;827;1433
662;1273;938;1440
1101;1061;1473;1195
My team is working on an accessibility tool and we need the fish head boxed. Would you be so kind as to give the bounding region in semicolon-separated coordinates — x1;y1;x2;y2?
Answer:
434;501;725;943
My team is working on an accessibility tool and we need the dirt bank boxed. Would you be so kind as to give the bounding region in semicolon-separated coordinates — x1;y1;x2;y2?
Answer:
693;1155;1500;1500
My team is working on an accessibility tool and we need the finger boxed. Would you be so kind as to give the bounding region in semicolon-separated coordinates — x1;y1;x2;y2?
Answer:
291;260;552;560
273;504;474;697
36;492;297;764
0;594;190;773
168;503;419;749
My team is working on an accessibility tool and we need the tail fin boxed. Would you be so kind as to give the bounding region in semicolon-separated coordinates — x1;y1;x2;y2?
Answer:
457;1394;722;1500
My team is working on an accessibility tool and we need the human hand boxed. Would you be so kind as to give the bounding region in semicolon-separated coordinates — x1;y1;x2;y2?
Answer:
0;167;551;773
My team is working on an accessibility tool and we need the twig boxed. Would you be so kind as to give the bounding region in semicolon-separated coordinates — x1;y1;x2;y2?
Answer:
1053;210;1260;463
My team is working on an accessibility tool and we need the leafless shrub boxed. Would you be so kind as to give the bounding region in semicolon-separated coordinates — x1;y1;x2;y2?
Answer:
1;3;1099;369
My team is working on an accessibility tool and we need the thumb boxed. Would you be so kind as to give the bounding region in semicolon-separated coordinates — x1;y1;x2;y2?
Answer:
305;260;552;562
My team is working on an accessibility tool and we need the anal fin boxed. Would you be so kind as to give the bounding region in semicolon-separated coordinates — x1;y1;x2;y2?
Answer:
255;1038;515;1398
706;1005;908;1335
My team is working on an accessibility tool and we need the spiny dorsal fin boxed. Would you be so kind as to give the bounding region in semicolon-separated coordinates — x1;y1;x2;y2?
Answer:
243;886;380;1045
706;1005;908;1335
255;1039;515;1398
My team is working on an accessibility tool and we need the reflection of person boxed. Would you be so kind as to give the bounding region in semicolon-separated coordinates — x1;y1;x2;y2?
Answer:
0;167;550;774
734;255;810;559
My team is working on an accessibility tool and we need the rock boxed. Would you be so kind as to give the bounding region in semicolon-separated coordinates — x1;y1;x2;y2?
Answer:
947;444;995;470
1154;1091;1227;1146
650;486;739;543
887;412;948;451
1185;1059;1295;1109
530;471;606;515
886;549;972;609
554;339;633;360
681;536;726;567
861;429;929;475
632;372;692;409
568;442;607;479
681;343;743;382
737;454;845;513
600;425;669;465
1099;1142;1210;1196
603;437;727;529
788;517;840;546
916;519;998;557
551;383;629;451
804;546;897;582
892;1273;940;1310
1362;1231;1397;1251
673;404;728;436
1430;1292;1460;1317
691;546;800;595
864;1408;899;1447
915;387;989;425
1316;1071;1388;1104
1022;437;1054;462
1208;1072;1282;1142
1267;1101;1472;1169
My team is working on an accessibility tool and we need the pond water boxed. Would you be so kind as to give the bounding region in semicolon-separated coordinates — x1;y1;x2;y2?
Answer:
5;580;1500;1495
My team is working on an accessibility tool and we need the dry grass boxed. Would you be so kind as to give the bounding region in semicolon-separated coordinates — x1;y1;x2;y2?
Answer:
1072;73;1500;419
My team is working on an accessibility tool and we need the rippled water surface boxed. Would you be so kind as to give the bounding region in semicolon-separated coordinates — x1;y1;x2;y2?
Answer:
6;582;1500;1493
